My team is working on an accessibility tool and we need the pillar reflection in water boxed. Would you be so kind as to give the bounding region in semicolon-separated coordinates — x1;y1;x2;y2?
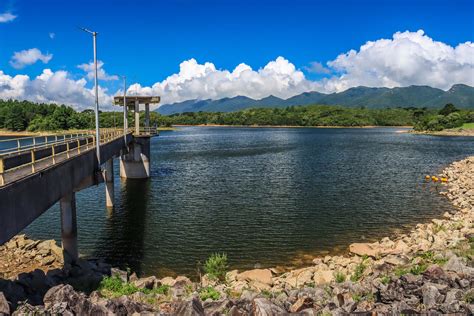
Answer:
93;178;150;275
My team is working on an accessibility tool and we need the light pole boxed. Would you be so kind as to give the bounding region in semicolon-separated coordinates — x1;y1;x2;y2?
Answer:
79;27;101;164
122;76;127;143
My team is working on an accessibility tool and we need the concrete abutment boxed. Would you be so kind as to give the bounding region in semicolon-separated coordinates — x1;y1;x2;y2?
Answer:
119;137;151;179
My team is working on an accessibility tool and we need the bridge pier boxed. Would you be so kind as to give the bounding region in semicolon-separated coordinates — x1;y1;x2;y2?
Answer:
105;159;114;208
120;137;151;179
60;192;78;262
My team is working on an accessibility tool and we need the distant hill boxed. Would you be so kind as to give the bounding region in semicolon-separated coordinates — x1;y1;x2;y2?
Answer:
156;84;474;115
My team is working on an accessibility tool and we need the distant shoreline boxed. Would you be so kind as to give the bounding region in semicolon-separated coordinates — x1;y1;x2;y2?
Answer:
172;124;414;129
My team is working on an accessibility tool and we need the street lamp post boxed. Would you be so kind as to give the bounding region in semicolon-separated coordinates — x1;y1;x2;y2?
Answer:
122;76;127;143
80;27;101;164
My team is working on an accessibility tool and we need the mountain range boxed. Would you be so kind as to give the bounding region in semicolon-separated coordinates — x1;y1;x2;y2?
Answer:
156;84;474;115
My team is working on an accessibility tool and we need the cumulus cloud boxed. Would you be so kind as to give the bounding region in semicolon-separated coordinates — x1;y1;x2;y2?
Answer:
127;57;317;105
0;69;112;111
10;48;53;69
49;32;55;39
1;30;473;110
0;12;16;23
77;60;118;81
320;30;474;92
304;61;331;74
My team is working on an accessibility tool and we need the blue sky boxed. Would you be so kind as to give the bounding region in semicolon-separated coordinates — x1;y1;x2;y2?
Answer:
0;0;473;108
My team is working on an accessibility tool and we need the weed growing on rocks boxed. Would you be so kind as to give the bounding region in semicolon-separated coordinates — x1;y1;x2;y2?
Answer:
204;253;228;281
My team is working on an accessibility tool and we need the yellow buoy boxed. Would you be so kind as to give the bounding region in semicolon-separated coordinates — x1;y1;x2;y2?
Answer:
431;176;437;181
441;177;448;183
433;177;439;182
425;175;431;180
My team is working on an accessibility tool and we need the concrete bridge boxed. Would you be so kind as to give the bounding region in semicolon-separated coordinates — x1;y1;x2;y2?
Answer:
0;96;159;261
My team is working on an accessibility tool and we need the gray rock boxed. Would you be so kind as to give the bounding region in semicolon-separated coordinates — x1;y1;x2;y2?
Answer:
0;292;10;315
110;268;128;283
106;295;153;314
422;284;442;309
203;299;233;315
252;298;286;315
172;297;205;316
43;284;93;314
444;255;474;275
133;276;156;289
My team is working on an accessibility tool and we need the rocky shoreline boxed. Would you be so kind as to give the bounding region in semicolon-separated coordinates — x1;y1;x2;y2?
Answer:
1;156;473;315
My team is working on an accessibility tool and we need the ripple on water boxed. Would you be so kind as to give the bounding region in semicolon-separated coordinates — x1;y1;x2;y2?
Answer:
19;127;474;277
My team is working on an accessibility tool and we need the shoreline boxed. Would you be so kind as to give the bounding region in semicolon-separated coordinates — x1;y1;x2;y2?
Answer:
409;129;474;137
173;124;413;129
0;156;473;314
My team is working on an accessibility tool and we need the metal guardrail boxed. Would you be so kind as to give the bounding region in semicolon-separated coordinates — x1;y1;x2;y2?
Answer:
0;129;127;186
137;127;159;136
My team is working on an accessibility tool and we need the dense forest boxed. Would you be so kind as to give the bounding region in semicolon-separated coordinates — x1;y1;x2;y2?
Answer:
0;99;472;132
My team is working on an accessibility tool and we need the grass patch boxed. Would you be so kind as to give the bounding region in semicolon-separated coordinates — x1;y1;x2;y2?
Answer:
464;290;474;303
334;272;346;283
409;264;428;275
350;262;366;282
380;275;391;285
416;251;447;265
204;253;228;281
432;223;446;234
199;286;221;301
394;267;409;277
461;122;474;129
98;276;170;298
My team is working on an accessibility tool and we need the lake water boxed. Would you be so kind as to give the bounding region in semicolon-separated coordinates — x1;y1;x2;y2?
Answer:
16;127;474;277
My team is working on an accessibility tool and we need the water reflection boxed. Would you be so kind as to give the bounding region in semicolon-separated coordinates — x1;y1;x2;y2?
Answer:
93;179;150;275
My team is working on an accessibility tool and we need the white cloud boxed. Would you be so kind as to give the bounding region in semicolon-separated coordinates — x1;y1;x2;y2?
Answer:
0;69;112;111
77;60;118;81
127;57;317;105
320;30;474;92
10;48;53;69
0;30;472;110
0;12;16;23
49;32;55;39
304;61;331;74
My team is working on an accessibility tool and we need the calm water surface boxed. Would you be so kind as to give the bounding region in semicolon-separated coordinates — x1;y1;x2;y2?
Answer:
19;127;474;277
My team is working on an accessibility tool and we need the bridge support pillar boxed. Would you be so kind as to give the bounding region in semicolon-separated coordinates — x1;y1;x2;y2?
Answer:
120;137;150;179
105;159;114;208
135;100;140;135
60;192;78;262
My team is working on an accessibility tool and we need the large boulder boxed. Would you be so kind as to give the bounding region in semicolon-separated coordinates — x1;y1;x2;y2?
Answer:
349;243;380;258
313;270;334;285
43;284;93;314
0;292;10;315
237;269;273;286
252;298;286;315
444;255;474;276
172;297;204;316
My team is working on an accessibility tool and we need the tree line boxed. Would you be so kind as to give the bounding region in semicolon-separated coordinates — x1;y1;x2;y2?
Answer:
0;99;472;132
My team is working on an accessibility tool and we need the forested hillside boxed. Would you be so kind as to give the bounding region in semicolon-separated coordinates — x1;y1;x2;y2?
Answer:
0;99;472;132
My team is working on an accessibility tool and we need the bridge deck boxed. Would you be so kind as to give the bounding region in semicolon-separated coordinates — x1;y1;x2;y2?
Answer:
0;128;158;186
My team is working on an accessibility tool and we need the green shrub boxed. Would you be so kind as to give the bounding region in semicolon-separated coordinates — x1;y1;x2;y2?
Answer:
350;262;366;282
380;275;391;285
334;272;346;283
199;286;221;301
204;253;228;281
98;276;141;297
98;276;170;298
410;264;428;275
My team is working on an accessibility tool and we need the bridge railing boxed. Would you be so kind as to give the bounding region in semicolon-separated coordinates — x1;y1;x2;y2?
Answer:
0;129;128;186
136;126;159;136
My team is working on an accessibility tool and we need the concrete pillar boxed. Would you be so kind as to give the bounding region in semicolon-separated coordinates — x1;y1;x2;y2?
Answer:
145;103;150;129
105;158;114;208
120;137;151;179
135;100;140;135
60;192;78;261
